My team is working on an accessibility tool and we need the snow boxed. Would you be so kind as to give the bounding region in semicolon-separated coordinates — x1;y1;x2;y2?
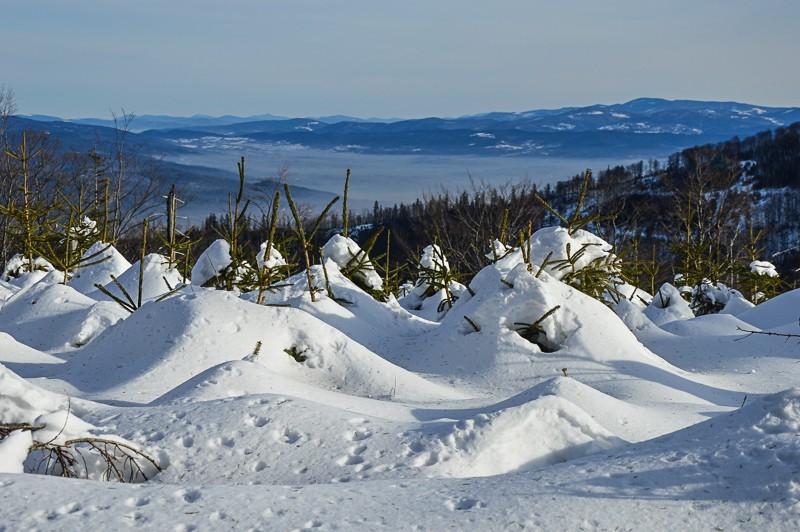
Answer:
2;224;800;529
322;234;383;291
750;259;779;277
255;241;286;270
67;242;132;296
0;430;31;473
191;239;231;286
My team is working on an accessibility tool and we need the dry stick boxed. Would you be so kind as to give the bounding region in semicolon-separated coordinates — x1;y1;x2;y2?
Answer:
283;183;317;302
138;219;147;309
319;249;336;300
257;190;282;305
463;315;480;332
384;229;391;294
735;326;800;343
343;168;350;237
166;184;177;267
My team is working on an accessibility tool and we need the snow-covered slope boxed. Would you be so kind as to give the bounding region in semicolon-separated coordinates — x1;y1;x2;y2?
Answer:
1;227;799;529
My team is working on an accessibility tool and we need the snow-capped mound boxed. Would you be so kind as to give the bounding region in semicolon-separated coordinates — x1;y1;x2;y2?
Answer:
191;239;231;286
589;388;800;503
486;377;673;442
435;394;624;477
735;287;800;330
322;234;382;291
390;262;740;408
644;283;694;326
99;252;184;305
61;290;464;403
495;226;612;276
2;254;54;282
660;313;755;337
254;261;436;352
153;360;425;423
450;263;665;366
67;242;132;296
0;281;128;352
0;278;19;308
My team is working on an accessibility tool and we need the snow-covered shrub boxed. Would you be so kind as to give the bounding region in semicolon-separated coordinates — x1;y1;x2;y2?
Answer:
496;227;632;307
741;260;782;304
644;283;694;326
0;365;161;481
191;239;258;291
2;254;54;281
322;233;383;298
68;241;131;295
97;253;185;312
684;280;735;316
400;244;467;317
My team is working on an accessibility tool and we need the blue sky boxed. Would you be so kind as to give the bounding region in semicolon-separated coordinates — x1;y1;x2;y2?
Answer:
2;0;798;118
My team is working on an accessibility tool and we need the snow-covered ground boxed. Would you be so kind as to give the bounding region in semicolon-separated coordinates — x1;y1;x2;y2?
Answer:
1;227;799;530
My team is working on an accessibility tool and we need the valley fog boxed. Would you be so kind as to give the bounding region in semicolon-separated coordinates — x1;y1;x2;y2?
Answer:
166;145;644;207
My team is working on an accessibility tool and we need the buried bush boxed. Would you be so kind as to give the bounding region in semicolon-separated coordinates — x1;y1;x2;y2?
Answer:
513;305;561;352
0;414;161;483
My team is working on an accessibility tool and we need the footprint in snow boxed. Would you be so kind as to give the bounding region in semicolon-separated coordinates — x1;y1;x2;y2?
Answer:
412;451;441;467
125;497;150;507
175;488;201;504
245;414;269;428
347;428;372;442
275;427;304;444
445;497;485;511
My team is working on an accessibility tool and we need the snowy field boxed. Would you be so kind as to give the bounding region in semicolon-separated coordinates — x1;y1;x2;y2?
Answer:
1;227;799;530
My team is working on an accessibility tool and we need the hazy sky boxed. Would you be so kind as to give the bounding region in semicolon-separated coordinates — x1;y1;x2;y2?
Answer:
3;0;799;119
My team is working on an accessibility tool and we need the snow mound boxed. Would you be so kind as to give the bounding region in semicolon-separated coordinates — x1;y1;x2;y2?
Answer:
495;226;612;277
0;363;67;423
0;278;19;309
254;261;436;353
99;253;184;305
0;281;128;351
660;313;756;337
489;377;669;441
602;388;800;503
436;394;624;477
322;234;382;291
644;283;694;326
191;239;231;286
440;262;667;370
62;290;464;403
736;287;800;330
0;332;64;365
67;242;132;296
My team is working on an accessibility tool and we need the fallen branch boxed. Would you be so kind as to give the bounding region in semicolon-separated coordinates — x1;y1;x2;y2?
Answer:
735;326;800;343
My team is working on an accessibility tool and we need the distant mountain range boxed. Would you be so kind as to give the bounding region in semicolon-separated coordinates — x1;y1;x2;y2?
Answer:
18;98;800;159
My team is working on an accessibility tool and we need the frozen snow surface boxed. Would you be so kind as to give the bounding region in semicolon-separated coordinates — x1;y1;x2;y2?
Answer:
1;227;800;530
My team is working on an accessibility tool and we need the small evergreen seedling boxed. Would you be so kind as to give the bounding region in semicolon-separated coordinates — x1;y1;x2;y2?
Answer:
514;305;561;352
284;346;307;363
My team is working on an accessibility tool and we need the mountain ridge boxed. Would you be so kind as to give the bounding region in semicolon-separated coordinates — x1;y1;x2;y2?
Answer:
14;98;800;159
